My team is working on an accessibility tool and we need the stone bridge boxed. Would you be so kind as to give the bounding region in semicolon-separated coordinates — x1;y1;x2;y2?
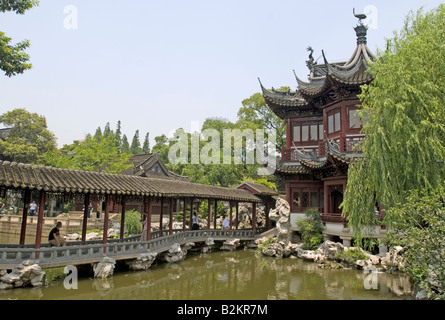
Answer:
0;229;260;270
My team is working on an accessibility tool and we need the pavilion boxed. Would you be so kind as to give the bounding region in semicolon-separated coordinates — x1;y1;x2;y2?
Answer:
0;160;261;252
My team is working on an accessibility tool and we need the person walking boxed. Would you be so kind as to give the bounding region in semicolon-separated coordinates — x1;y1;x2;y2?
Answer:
192;212;199;230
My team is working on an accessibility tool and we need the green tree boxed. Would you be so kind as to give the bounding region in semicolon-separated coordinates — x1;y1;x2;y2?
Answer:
121;134;130;154
115;120;122;150
142;132;150;154
342;5;445;239
237;89;287;153
45;130;132;174
0;0;39;77
130;130;142;155
0;108;57;164
385;187;445;299
152;134;169;163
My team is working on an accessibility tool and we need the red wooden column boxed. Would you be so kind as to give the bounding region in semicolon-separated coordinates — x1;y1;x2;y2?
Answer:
81;194;90;245
169;198;174;235
146;197;152;249
207;200;212;230
229;201;233;229
34;190;46;259
235;202;239;230
252;202;257;233
159;198;164;231
189;197;194;229
182;197;187;231
19;189;31;248
102;194;111;253
120;196;126;241
214;200;218;229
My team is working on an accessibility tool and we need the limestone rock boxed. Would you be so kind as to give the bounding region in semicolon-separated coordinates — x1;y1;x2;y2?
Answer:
269;198;291;243
0;260;46;289
93;257;116;278
221;238;240;251
127;253;157;271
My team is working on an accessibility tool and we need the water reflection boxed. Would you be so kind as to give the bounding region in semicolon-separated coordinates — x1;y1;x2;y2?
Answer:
0;250;414;300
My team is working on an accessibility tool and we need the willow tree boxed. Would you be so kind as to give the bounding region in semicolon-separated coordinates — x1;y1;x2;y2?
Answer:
342;5;445;238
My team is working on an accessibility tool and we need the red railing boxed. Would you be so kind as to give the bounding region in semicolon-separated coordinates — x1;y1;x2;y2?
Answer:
281;135;365;162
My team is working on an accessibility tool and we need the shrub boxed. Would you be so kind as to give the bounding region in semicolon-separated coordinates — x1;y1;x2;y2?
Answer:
124;209;142;236
297;208;324;250
333;248;368;266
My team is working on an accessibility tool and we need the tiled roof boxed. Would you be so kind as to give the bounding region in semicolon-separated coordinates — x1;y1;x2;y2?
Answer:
260;24;375;119
122;153;190;182
236;180;279;196
0;161;260;202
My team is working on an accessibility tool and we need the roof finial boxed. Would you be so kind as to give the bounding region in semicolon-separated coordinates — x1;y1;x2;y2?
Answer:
353;8;369;45
353;8;367;25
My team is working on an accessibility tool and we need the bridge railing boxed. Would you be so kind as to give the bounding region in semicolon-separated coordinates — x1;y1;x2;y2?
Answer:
0;229;256;269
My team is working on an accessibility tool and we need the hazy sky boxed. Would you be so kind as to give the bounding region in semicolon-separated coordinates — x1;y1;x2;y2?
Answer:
0;0;443;147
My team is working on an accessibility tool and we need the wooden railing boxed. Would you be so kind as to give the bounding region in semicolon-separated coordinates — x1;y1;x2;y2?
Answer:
281;135;365;161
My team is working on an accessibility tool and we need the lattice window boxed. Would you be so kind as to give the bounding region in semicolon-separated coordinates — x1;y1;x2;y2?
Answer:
302;192;309;208
311;192;318;208
293;192;301;209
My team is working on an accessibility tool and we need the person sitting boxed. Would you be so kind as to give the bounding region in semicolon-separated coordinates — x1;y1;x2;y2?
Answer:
48;221;66;247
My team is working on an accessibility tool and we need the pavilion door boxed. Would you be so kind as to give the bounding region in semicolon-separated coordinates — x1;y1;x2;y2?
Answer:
331;190;343;214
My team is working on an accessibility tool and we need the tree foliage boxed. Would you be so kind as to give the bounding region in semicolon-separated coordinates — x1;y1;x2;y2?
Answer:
0;0;39;77
44;123;133;174
342;5;445;238
384;187;445;299
0;108;57;164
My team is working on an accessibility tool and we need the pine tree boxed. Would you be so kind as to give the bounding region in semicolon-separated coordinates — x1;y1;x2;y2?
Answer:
130;130;142;155
142;132;150;154
121;134;130;154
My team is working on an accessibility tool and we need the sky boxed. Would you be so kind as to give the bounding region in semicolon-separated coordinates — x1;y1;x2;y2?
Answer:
0;0;444;148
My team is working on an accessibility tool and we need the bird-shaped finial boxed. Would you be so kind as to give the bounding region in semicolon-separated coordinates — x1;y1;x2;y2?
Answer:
353;8;367;24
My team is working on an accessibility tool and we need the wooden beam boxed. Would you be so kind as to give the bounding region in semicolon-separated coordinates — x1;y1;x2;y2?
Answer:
159;198;164;231
214;200;217;229
19;189;31;248
120;196;126;241
252;202;257;233
34;190;46;259
183;197;187;231
81;194;90;245
207;200;211;230
102;194;110;253
229;201;233;230
189;198;194;229
235;202;239;230
146;197;152;249
169;198;173;235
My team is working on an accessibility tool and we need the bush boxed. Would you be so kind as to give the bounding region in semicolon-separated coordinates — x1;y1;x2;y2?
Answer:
124;210;142;236
333;248;369;266
297;208;324;250
385;187;445;299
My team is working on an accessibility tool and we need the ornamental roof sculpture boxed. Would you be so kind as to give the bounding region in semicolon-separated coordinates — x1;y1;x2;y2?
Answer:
259;10;376;119
260;10;375;176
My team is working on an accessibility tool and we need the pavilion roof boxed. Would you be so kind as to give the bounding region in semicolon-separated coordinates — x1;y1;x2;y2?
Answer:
236;180;279;196
0;161;260;203
260;21;375;119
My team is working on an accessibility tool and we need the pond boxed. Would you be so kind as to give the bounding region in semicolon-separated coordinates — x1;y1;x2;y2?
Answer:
0;248;414;301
